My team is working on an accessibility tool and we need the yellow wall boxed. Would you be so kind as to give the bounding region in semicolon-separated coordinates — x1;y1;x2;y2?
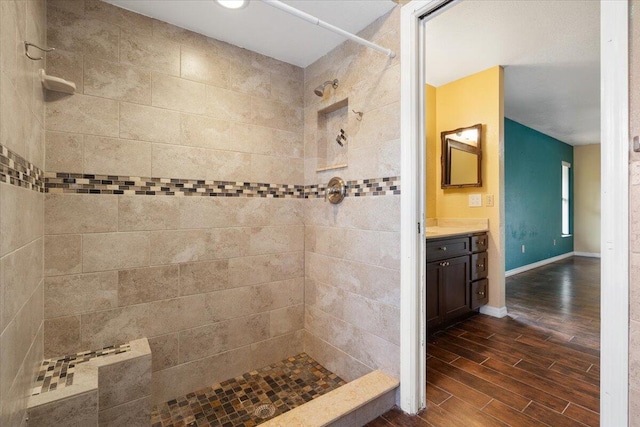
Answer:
574;144;601;254
426;84;437;218
434;66;505;308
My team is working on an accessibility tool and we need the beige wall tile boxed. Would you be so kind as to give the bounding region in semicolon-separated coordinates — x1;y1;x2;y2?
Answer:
302;331;371;383
47;6;119;61
83;136;152;176
84;0;153;36
152;73;207;115
147;295;208;337
269;304;304;337
177;197;235;229
181;47;230;88
44;315;81;357
45;271;118;319
45;131;83;173
229;61;271;97
149;228;248;265
205;287;254;322
118;265;179;306
252;278;304;313
1;239;43;331
81;304;149;349
98;395;150;427
153;19;222;52
82;232;150;273
179;260;229;296
250;154;303;184
46;93;119;137
270;75;303;106
44;235;82;277
205;86;251;123
45;194;117;234
180;113;230;151
120;31;180;76
178;313;269;363
228;252;304;287
151;347;250;404
1;183;43;256
118;196;179;231
251;97;302;134
152;144;251;181
148;334;179;372
45;49;84;96
119;102;181;145
342;293;399;346
27;390;98;427
248;226;304;256
249;330;303;369
98;354;151;410
84;57;152;105
270;199;304;226
229;123;302;158
1;73;28;156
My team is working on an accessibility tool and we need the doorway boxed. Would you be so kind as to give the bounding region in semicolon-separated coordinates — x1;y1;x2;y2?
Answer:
399;1;629;425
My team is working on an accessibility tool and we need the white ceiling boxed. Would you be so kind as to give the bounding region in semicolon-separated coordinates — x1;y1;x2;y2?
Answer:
425;0;600;146
104;0;396;68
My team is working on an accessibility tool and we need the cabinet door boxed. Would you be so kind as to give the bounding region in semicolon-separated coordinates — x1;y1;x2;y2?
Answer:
426;261;442;332
443;255;470;321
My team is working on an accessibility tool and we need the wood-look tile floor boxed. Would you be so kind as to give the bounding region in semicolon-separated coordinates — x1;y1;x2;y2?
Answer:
370;256;600;427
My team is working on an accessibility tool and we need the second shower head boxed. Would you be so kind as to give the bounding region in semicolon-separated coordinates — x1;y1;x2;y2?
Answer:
314;79;339;97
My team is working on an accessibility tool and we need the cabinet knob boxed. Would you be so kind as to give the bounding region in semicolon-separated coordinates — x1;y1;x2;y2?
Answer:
479;239;486;246
439;246;447;251
477;263;484;269
477;291;485;297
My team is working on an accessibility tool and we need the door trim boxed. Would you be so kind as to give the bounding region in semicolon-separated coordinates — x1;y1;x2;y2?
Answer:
399;1;630;422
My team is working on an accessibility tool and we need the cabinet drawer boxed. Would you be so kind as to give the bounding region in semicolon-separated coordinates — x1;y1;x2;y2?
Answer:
471;233;488;253
470;279;489;309
471;252;488;281
427;237;470;261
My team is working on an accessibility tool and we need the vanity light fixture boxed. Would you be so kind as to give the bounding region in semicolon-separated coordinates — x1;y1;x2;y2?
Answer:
216;0;248;9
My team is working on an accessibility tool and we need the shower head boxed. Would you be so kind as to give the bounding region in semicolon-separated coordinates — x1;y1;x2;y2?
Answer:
314;79;339;97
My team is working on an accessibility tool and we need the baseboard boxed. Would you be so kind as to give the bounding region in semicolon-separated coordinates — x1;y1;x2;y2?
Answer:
505;252;574;277
574;251;601;258
480;305;508;318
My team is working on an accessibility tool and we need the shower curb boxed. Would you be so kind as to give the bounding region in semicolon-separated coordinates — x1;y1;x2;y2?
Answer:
261;370;398;427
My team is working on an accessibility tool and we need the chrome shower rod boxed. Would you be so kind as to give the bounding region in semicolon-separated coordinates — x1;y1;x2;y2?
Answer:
260;0;396;59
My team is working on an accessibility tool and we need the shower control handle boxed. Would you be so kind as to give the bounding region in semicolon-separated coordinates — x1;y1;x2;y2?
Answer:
324;177;346;204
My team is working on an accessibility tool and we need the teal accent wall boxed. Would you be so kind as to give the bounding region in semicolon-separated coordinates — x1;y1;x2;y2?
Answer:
505;118;574;271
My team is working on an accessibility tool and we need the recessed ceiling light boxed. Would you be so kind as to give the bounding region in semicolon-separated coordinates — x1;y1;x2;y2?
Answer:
216;0;248;9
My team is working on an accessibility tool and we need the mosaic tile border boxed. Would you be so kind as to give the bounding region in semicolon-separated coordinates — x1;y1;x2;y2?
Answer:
44;173;400;198
151;352;346;427
31;343;131;396
0;144;45;192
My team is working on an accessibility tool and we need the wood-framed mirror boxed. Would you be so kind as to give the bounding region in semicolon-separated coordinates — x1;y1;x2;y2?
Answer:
441;123;482;189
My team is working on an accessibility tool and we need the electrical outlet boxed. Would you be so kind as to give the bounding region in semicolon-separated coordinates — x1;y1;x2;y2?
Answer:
485;194;494;207
521;245;526;253
469;194;482;207
553;239;556;246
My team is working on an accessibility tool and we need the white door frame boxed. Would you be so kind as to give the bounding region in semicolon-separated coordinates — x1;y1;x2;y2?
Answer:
399;1;630;424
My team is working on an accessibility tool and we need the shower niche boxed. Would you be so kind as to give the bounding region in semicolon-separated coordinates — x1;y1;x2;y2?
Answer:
316;98;350;172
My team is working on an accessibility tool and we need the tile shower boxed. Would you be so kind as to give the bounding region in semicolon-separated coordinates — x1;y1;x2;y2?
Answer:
0;0;402;425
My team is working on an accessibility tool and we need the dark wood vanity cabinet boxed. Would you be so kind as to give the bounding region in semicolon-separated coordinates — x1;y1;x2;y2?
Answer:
427;232;489;335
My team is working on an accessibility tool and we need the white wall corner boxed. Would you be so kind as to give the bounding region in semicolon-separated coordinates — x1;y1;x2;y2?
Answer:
479;305;508;318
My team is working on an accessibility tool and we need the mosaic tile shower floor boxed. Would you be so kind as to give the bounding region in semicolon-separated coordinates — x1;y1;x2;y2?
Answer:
151;353;346;427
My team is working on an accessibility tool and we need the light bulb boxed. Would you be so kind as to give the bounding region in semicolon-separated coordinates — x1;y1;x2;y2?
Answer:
216;0;248;9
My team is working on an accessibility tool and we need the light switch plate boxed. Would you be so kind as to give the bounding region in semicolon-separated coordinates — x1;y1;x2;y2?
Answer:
469;194;482;207
485;194;494;207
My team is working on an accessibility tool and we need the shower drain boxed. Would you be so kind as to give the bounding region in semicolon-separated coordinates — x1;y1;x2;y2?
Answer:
254;403;276;419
